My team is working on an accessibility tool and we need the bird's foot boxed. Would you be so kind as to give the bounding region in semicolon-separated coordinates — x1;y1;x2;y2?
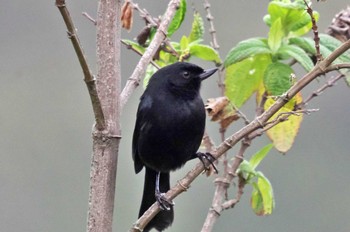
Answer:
155;192;174;211
196;152;219;174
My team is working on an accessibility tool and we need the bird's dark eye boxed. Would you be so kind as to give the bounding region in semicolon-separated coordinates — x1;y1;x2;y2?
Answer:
183;71;190;79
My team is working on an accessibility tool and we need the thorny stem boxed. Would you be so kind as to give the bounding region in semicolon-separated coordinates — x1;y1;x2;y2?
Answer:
202;0;232;212
303;0;322;61
301;73;345;107
203;0;220;50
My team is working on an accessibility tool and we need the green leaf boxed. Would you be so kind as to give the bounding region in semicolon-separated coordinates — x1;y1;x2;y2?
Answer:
122;39;146;55
263;62;293;96
189;44;221;64
263;14;271;27
267;1;318;37
180;35;189;51
238;160;256;176
225;55;272;108
249;144;274;170
278;44;314;71
251;182;265;215
319;34;350;63
289;11;319;37
289;35;350;65
345;75;350;87
143;65;158;89
188;12;204;43
158;50;178;66
224;38;271;67
288;37;316;55
268;18;284;53
167;0;187;37
255;172;275;215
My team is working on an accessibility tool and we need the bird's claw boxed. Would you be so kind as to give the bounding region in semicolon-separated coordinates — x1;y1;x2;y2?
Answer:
155;192;174;211
197;152;219;174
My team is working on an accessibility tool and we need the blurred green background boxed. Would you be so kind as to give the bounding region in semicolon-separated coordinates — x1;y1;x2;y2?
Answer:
1;1;350;231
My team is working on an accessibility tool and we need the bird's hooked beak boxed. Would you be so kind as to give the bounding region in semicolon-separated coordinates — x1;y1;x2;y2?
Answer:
199;67;218;81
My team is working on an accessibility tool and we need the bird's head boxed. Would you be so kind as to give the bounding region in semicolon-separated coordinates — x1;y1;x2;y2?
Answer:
148;62;217;99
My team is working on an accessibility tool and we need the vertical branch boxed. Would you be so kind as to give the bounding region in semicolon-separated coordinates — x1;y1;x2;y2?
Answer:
56;0;122;231
87;1;122;232
55;0;105;130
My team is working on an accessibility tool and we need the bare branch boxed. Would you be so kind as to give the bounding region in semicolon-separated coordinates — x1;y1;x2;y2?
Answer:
301;73;345;106
221;175;245;210
201;139;249;232
325;62;350;72
120;0;181;110
82;12;97;25
55;0;105;130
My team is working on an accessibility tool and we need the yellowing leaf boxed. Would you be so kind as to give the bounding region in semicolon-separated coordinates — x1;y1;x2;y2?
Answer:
265;92;303;153
225;55;272;108
251;183;264;215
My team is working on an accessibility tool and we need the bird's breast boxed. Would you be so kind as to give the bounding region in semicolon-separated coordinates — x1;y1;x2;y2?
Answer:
138;96;206;172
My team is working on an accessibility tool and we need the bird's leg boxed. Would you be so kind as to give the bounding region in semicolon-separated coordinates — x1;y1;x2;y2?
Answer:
155;172;174;211
196;152;219;174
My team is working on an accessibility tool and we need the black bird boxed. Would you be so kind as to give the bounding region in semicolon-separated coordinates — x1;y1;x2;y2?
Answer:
132;62;217;231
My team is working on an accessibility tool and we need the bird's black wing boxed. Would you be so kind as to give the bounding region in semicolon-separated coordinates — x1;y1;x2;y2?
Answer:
132;94;153;174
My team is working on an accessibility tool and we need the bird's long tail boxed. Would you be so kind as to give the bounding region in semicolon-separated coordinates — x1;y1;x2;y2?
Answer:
139;167;174;232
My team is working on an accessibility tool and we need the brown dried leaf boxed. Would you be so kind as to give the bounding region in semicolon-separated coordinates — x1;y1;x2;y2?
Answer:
220;114;240;130
205;97;239;130
121;0;133;31
205;97;229;118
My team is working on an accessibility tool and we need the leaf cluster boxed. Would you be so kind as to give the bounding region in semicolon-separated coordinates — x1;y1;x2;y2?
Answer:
123;0;221;88
238;144;275;216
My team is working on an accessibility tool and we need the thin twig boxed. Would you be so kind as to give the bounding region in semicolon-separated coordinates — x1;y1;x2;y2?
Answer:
132;2;159;27
82;12;97;25
303;0;322;61
55;0;105;130
221;175;245;210
301;73;345;107
120;0;181;110
203;0;219;50
231;103;250;125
